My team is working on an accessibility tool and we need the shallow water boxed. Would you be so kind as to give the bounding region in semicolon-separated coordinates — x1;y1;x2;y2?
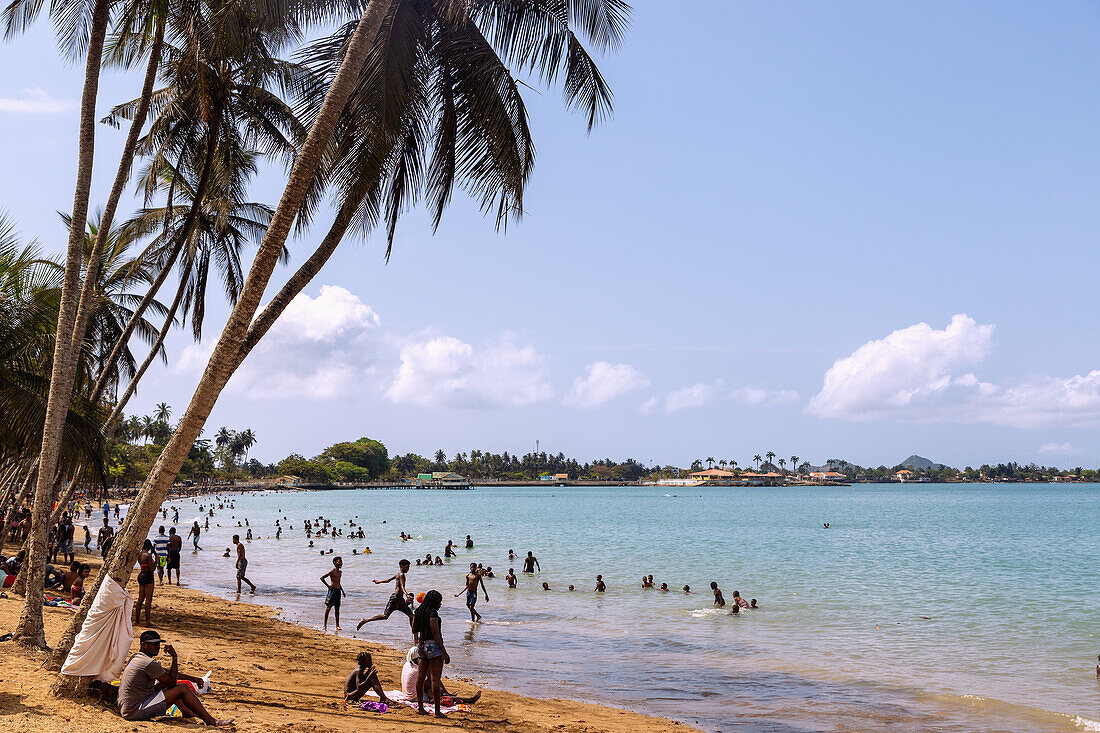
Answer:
143;484;1100;732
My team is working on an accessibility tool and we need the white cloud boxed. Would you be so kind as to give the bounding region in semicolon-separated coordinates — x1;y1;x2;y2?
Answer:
385;335;551;409
564;362;649;408
664;381;723;413
0;88;72;114
638;396;660;415
730;387;800;405
808;314;1100;429
178;285;381;400
1038;442;1077;456
807;314;995;422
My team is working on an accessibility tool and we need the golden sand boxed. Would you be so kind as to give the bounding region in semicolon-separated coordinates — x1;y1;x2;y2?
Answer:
0;557;698;732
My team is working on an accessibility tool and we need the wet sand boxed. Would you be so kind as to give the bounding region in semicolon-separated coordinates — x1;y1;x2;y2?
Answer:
0;555;697;733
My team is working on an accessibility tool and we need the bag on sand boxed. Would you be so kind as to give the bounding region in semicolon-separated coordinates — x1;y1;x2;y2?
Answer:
60;577;134;682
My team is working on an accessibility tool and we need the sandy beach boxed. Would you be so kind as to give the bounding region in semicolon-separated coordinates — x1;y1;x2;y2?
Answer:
0;553;697;733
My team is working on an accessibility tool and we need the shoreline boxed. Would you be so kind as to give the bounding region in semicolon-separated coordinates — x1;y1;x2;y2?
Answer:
0;551;698;733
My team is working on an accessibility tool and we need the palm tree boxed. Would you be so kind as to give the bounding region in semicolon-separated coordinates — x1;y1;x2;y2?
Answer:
238;428;256;466
153;403;171;423
140;415;155;444
55;0;628;669
718;460;727;469
753;454;762;470
765;451;776;468
706;456;715;469
790;455;799;475
778;458;787;473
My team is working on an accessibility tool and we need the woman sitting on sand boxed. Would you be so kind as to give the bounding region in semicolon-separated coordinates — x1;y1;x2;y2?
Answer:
134;540;156;625
400;646;480;705
412;590;449;717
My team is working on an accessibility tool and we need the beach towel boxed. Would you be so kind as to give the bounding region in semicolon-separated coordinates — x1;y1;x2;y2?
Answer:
60;577;134;682
366;690;470;716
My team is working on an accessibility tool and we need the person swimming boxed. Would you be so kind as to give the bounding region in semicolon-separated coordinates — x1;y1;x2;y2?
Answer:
711;582;725;607
659;583;669;592
682;585;691;594
541;582;551;591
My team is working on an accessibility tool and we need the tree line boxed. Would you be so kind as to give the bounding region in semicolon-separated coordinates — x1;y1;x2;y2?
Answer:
0;0;630;671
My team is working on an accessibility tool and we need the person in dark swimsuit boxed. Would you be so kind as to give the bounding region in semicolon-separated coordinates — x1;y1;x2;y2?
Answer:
134;540;156;626
343;651;391;704
522;551;540;573
357;560;413;629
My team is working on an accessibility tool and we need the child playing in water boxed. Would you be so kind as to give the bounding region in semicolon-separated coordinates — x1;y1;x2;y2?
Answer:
711;582;725;607
321;556;345;630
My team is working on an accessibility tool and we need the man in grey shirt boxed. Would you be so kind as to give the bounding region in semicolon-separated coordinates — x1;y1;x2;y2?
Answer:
117;630;232;725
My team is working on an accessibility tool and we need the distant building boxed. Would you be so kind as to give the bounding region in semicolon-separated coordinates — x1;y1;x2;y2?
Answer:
689;469;736;480
431;471;466;485
895;469;915;482
808;471;846;482
274;475;300;487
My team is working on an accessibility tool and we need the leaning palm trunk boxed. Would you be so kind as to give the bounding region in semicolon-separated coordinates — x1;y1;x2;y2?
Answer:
68;23;166;369
48;0;397;672
88;106;222;406
107;273;187;426
14;0;113;650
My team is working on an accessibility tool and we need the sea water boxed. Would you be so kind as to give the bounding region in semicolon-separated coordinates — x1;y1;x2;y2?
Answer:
151;484;1100;732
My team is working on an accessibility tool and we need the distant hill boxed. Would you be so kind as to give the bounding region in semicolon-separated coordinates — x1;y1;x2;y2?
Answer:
898;454;948;471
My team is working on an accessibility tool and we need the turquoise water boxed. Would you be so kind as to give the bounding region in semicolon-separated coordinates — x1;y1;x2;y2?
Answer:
149;484;1100;732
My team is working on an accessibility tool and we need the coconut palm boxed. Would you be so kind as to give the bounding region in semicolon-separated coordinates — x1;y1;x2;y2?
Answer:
706;456;715;469
790;455;799;475
765;451;775;468
52;0;629;669
753;454;762;469
153;402;171;423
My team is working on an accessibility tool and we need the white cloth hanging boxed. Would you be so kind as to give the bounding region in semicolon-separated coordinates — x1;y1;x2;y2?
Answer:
60;576;134;682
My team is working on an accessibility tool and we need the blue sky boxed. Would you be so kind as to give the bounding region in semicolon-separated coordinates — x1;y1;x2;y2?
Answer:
3;1;1100;468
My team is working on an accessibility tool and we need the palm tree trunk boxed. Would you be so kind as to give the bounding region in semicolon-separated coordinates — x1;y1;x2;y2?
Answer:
48;0;397;674
15;0;112;651
67;22;165;370
88;105;222;406
107;273;186;426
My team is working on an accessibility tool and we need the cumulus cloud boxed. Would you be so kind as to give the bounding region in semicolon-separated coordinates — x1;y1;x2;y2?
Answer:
178;285;381;399
730;387;800;405
664;381;723;413
385;335;552;409
809;314;1100;429
0;88;72;114
1038;442;1077;456
564;362;648;408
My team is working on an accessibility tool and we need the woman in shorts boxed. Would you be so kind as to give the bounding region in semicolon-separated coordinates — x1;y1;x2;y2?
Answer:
412;590;449;717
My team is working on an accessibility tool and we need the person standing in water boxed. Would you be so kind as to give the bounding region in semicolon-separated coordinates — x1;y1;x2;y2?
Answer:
187;521;202;551
321;556;345;631
357;559;413;628
455;562;489;622
522;551;540;573
233;535;256;594
711;581;725;608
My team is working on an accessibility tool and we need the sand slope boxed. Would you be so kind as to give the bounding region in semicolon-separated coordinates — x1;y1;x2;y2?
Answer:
0;568;698;732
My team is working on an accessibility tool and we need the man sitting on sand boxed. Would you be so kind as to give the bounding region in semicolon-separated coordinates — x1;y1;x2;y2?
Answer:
344;651;391;704
118;630;232;726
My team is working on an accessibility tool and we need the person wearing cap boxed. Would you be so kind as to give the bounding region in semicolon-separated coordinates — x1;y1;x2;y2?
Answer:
117;630;233;726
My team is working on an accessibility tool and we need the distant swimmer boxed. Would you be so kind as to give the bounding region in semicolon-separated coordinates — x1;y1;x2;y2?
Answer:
682;585;691;594
465;535;474;549
729;604;740;615
568;585;575;591
711;582;725;608
523;551;540;574
444;540;455;558
358;559;413;629
750;598;758;609
506;569;517;588
508;549;515;560
659;583;669;592
455;562;489;622
732;590;750;609
541;582;551;591
823;523;830;529
594;575;606;592
641;576;650;589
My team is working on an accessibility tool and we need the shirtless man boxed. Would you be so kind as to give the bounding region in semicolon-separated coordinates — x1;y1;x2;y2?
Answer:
506;569;517;588
594;575;606;592
444;540;454;558
711;581;725;608
455;562;489;622
187;521;202;551
166;528;182;585
357;559;413;629
233;535;257;594
522;551;540;573
321;556;345;630
97;517;113;551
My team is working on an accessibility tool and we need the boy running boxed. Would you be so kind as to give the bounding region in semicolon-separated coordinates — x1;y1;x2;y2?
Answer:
357;559;413;629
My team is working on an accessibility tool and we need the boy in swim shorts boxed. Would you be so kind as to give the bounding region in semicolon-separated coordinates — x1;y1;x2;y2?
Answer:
455;562;489;622
321;556;345;630
357;559;413;629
